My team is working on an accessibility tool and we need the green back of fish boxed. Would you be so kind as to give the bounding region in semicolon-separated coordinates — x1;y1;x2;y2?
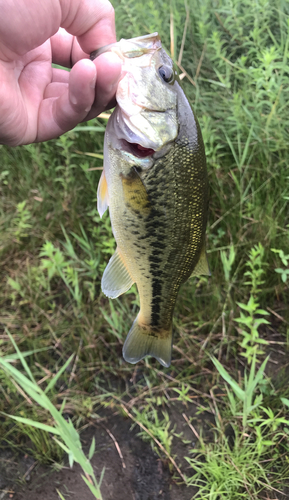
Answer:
138;82;208;327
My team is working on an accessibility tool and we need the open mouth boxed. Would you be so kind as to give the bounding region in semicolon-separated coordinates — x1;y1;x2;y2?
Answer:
122;140;155;158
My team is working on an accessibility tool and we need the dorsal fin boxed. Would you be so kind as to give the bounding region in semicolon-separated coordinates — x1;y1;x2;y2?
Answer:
191;244;211;277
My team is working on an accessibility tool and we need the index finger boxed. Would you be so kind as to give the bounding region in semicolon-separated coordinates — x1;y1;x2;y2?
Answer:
51;0;116;67
62;0;116;54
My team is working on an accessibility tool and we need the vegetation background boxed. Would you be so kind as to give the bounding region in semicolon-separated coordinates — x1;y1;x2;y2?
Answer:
0;0;289;498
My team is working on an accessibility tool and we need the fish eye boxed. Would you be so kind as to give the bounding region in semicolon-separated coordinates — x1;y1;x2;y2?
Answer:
158;65;174;83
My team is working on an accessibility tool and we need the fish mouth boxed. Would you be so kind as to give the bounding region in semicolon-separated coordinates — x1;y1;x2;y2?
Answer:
121;139;155;158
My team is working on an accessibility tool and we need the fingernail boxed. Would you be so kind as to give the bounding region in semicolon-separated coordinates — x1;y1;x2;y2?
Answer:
108;72;122;92
70;94;78;106
90;73;97;90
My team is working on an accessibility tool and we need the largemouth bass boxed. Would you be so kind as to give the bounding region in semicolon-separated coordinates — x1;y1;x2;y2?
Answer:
91;33;209;367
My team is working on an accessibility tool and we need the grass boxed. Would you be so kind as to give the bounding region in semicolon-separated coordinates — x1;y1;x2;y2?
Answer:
0;0;289;498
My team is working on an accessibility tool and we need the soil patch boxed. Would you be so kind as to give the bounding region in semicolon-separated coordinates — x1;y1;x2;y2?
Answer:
1;404;200;500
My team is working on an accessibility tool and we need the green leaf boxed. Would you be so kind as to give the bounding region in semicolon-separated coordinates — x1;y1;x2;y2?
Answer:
281;397;289;408
211;357;245;401
5;328;35;383
248;356;269;395
1;347;49;361
81;475;102;499
44;354;74;394
7;277;21;292
3;414;61;434
53;438;70;455
89;437;96;460
69;452;74;468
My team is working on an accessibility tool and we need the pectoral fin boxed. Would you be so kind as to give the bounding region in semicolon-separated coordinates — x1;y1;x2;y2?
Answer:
102;247;134;298
121;167;151;215
97;170;109;218
191;245;211;277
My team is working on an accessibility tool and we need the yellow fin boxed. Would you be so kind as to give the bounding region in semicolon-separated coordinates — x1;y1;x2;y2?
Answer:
121;167;151;215
97;170;109;218
123;315;172;367
102;247;134;299
191;244;211;277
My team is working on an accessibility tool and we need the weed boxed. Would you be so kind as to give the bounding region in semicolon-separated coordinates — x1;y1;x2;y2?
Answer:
271;248;289;284
212;354;268;430
132;405;174;457
235;243;269;364
0;333;104;499
235;296;270;364
185;352;289;498
11;200;32;241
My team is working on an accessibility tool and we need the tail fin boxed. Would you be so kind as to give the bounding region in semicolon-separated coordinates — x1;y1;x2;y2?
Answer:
122;316;172;368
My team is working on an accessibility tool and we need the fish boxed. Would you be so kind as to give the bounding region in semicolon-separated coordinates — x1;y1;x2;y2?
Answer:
91;33;209;368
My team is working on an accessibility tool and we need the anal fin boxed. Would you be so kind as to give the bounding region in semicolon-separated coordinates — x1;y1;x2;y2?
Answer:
102;247;134;299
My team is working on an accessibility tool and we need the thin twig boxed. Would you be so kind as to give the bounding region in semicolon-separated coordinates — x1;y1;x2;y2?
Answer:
178;5;190;65
175;61;196;86
214;12;242;45
182;413;200;440
0;490;15;499
22;460;37;481
68;340;82;386
170;10;175;59
10;378;33;405
120;404;187;483
195;41;207;80
0;384;11;404
267;306;288;324
172;344;197;364
103;426;126;469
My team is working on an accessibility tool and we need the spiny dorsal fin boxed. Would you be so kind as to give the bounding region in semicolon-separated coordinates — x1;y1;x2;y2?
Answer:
97;170;109;218
102;247;134;299
191;244;211;277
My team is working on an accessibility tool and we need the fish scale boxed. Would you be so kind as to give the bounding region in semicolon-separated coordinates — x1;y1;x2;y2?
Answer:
93;33;209;367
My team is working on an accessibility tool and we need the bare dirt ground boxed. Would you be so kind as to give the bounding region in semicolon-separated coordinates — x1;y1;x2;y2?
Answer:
0;403;201;500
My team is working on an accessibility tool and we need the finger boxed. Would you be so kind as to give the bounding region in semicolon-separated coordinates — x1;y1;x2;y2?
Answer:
52;67;70;83
50;50;121;114
62;0;117;53
0;0;61;57
51;28;88;67
51;28;79;67
51;0;116;67
44;82;68;99
37;58;96;141
85;51;122;120
1;0;116;61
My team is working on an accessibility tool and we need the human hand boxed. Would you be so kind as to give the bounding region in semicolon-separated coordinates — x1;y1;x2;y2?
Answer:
0;0;122;146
